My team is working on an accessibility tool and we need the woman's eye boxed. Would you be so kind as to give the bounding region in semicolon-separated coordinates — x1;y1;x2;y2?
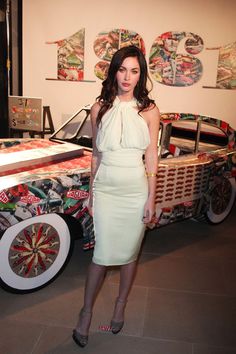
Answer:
119;68;125;72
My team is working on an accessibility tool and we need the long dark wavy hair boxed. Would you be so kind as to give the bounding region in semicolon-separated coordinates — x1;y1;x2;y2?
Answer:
96;45;155;126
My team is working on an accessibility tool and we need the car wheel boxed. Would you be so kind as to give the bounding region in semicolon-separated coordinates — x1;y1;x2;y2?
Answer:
203;177;236;224
0;214;73;293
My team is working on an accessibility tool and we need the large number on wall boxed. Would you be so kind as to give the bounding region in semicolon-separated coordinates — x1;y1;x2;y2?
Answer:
46;29;85;81
149;31;204;86
45;29;235;89
205;42;236;89
93;29;145;80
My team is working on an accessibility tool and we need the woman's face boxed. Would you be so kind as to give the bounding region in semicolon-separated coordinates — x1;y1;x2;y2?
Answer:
116;56;140;96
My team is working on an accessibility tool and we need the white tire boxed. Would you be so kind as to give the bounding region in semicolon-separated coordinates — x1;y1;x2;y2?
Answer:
0;214;73;293
205;177;236;224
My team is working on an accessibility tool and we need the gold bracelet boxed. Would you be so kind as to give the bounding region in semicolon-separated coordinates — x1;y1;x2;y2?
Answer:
146;172;157;177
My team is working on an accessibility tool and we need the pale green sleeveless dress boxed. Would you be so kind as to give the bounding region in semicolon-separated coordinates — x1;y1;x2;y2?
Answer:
92;97;150;265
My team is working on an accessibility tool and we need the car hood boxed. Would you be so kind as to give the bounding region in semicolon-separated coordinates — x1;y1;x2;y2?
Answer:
0;138;91;190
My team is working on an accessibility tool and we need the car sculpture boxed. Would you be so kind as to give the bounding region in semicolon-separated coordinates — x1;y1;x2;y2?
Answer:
0;105;235;293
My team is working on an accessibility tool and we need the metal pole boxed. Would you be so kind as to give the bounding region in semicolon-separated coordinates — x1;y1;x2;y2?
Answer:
6;0;11;95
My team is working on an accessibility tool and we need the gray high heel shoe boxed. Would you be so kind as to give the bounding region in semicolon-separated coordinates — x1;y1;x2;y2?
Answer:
110;298;127;334
72;329;88;348
72;309;92;347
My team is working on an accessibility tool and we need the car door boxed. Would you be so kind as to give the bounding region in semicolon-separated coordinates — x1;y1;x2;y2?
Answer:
155;117;214;226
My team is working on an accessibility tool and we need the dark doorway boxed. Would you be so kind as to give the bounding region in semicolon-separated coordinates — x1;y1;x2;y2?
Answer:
0;0;9;137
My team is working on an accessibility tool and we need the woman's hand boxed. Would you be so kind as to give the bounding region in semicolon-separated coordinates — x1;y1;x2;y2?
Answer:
87;197;93;217
88;205;93;217
142;196;156;224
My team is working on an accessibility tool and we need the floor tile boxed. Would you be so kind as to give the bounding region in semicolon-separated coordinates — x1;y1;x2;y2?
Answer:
221;260;236;296
193;343;236;354
0;319;44;354
33;326;192;354
143;288;236;347
2;282;85;327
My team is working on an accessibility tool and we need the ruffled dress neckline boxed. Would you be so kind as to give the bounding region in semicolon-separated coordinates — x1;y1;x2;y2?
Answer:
96;95;150;152
114;96;137;107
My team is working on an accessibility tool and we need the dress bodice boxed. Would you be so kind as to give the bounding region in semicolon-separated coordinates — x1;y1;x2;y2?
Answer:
96;97;150;152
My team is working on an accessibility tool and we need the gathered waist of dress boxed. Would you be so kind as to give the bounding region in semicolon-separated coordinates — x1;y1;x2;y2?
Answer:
100;149;145;167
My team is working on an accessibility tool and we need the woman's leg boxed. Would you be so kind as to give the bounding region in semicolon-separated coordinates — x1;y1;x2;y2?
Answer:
75;261;106;335
111;260;137;323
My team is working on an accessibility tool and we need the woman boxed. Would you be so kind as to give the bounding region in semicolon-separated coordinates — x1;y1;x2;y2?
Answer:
73;45;160;347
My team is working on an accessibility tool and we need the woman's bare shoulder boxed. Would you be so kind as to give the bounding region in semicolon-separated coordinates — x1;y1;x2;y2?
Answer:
142;104;160;121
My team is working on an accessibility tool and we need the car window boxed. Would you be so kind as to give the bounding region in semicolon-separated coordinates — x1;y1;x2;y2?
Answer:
198;122;228;151
163;120;228;158
169;120;198;155
50;108;93;149
157;123;162;146
75;116;93;148
51;108;90;140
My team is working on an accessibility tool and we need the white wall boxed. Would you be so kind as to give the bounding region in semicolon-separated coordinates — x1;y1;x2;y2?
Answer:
23;0;236;129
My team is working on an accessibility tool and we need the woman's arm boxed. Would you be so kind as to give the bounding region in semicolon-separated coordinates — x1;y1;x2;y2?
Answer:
142;105;160;223
88;102;102;216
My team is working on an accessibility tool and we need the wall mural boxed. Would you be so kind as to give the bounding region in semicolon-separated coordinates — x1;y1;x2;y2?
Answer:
46;29;236;89
93;29;145;80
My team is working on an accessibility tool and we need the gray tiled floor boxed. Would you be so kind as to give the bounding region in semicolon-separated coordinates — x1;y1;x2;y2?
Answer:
1;205;236;354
